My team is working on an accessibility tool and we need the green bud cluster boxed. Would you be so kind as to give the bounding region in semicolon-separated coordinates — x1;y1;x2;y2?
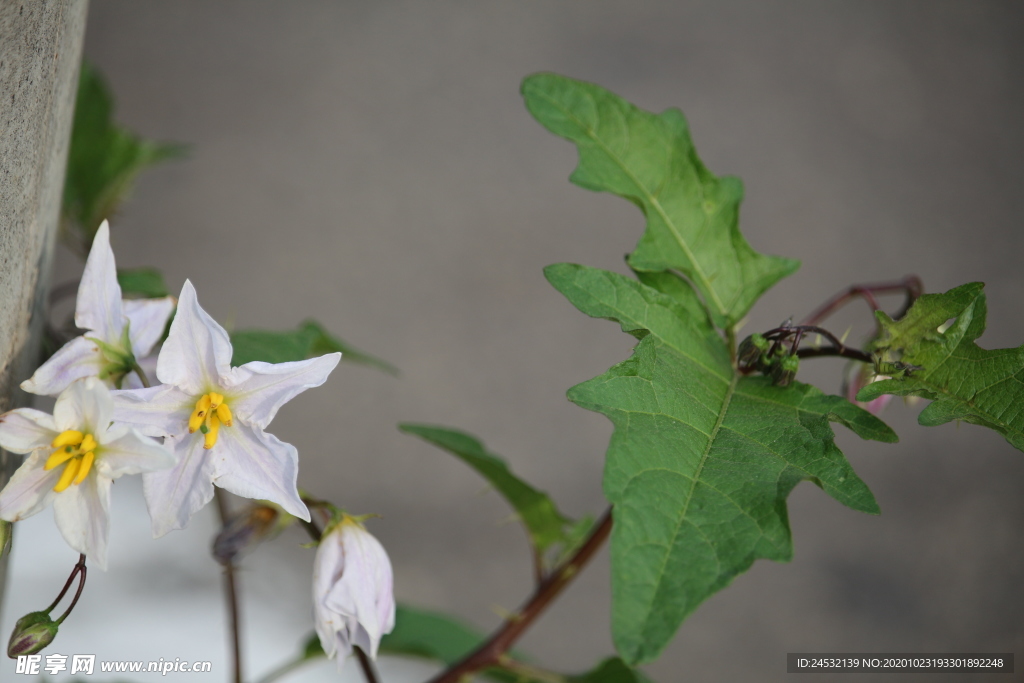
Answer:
737;333;800;386
7;612;58;658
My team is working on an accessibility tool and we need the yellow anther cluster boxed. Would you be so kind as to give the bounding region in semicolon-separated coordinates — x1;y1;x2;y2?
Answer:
189;392;233;449
45;430;98;492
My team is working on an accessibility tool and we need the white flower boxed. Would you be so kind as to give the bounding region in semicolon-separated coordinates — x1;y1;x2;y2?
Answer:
313;516;395;669
112;280;340;537
22;220;175;395
0;378;174;569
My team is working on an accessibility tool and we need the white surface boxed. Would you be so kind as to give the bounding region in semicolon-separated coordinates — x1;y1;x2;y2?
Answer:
2;477;436;682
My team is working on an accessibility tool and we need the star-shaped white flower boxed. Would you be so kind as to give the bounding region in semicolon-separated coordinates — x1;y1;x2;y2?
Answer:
313;516;395;669
23;220;176;395
0;377;174;569
112;280;340;537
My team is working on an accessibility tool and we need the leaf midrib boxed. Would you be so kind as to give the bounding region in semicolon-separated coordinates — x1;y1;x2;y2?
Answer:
637;373;739;644
532;89;729;321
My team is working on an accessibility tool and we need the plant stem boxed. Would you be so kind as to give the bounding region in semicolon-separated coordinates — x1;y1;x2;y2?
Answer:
426;507;614;683
796;346;873;364
131;362;151;388
215;489;243;683
801;276;923;327
47;554;86;620
355;646;381;683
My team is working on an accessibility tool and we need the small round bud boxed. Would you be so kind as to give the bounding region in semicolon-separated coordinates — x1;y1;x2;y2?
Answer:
737;333;770;370
7;611;58;658
0;520;11;560
770;354;800;387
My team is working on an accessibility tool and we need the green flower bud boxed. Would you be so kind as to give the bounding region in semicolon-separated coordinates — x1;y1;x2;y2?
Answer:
770;354;800;387
737;333;770;370
7;611;58;658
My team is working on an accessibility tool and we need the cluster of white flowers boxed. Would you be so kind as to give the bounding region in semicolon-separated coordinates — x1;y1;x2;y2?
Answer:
0;221;393;669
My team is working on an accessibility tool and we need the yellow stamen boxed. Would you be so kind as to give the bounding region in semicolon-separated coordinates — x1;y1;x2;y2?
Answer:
45;447;77;471
80;434;98;453
73;451;95;486
216;402;233;427
54;459;81;493
51;430;84;448
189;394;213;433
204;414;221;449
191;392;231;449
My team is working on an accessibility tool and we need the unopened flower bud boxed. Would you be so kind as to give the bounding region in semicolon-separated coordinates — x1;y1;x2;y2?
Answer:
770;354;799;387
737;333;769;370
213;503;281;565
7;611;57;658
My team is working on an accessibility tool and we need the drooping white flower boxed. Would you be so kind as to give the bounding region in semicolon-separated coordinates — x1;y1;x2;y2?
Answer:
112;280;340;537
0;378;174;569
313;516;395;669
22;220;176;395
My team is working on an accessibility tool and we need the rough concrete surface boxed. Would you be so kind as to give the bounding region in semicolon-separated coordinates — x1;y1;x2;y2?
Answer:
5;2;1024;682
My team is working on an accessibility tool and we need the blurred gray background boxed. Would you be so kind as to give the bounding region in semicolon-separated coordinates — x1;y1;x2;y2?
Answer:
8;1;1024;681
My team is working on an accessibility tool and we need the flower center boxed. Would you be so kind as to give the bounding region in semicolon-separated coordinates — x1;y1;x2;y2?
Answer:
44;430;98;492
189;392;234;449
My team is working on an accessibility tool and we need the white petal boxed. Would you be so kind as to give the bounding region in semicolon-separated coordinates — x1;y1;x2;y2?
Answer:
75;220;125;342
209;424;309;521
124;296;176;358
0;451;61;522
20;336;105;397
111;384;193;438
224;353;341;428
54;377;114;434
157;280;233;394
0;408;58;453
53;474;111;570
142;433;217;537
95;427;175;479
325;524;395;658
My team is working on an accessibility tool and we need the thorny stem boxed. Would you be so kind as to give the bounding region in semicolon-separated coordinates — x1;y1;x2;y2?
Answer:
47;554;87;623
801;276;923;327
215;489;244;683
355;646;381;683
426;507;614;683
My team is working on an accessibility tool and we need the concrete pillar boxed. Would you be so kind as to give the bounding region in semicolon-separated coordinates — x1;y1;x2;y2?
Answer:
0;0;89;604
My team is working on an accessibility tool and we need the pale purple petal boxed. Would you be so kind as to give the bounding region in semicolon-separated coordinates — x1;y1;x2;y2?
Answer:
0;408;58;453
209;425;309;521
53;474;111;570
95;427;175;479
0;451;62;522
20;336;105;397
75;221;124;342
142;433;217;537
123;296;176;359
111;384;194;439
157;280;233;394
54;377;114;434
224;353;340;428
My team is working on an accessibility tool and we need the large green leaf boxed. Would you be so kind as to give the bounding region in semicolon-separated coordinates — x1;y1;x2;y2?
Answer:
858;282;1024;452
230;320;397;375
546;263;896;664
399;424;574;559
63;62;185;255
380;604;486;665
522;73;799;328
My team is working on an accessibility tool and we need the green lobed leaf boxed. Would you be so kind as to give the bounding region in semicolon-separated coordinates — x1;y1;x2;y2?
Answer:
857;282;1024;452
399;424;574;557
546;263;896;664
63;62;186;255
229;320;397;374
116;267;170;299
522;73;799;328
